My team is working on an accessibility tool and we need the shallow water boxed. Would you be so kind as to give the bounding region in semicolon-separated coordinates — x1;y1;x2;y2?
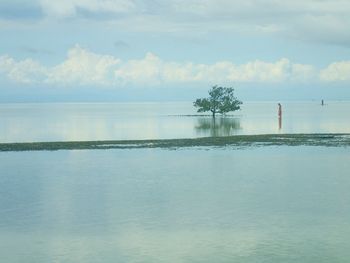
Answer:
0;101;349;143
1;146;350;262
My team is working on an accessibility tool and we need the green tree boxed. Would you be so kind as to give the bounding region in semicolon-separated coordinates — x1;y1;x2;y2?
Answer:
193;85;242;117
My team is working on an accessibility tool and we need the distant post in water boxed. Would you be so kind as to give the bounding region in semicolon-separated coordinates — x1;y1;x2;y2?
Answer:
321;99;324;106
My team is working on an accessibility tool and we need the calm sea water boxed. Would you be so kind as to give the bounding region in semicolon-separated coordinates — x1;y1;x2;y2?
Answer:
0;101;349;143
0;146;350;262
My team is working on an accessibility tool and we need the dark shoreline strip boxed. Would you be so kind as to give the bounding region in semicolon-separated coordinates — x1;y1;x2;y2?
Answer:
1;134;350;152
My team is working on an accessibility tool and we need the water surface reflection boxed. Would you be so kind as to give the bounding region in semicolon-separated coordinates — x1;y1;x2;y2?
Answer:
1;101;350;142
195;117;241;136
1;147;350;262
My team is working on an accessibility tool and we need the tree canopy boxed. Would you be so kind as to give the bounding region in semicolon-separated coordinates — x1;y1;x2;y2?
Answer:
194;85;242;117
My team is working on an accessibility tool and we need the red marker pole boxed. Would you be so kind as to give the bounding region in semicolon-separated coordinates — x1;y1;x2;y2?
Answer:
278;103;282;118
278;103;282;130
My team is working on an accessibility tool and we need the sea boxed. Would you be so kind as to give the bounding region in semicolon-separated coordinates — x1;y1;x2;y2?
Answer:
0;101;349;262
0;101;349;143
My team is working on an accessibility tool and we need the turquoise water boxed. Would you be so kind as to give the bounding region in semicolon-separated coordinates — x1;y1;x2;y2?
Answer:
0;101;349;143
1;146;350;262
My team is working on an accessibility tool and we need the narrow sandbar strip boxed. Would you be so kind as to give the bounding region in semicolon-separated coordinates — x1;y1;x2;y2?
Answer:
1;133;350;152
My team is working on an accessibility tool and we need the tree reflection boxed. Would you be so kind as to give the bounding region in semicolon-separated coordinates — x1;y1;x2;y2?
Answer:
195;117;241;137
278;116;282;131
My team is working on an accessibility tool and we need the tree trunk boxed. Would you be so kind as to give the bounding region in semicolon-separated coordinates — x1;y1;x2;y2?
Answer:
212;111;215;118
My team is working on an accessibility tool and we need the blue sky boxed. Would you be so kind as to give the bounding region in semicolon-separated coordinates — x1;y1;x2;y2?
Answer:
1;0;350;102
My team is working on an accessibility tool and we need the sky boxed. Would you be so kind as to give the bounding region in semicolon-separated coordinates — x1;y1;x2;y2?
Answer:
1;0;350;102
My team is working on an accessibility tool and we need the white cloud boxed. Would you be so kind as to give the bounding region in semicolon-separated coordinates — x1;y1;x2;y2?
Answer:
114;55;317;85
0;55;47;83
161;58;316;83
46;45;120;85
2;46;348;87
115;52;162;85
320;61;350;81
230;59;291;82
291;64;317;81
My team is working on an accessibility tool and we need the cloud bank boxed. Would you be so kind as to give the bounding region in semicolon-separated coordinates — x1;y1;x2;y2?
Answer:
0;45;348;87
